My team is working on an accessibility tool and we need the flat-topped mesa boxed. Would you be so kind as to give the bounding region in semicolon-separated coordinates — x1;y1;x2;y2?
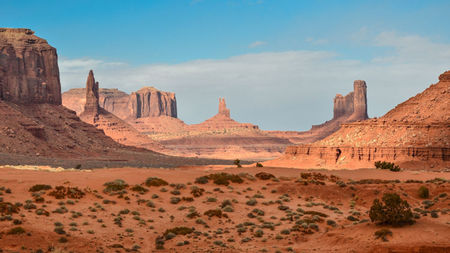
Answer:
218;97;230;117
129;87;177;119
82;70;100;116
0;28;61;104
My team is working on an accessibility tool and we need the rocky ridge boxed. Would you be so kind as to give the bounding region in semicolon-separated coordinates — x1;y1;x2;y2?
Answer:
268;71;450;170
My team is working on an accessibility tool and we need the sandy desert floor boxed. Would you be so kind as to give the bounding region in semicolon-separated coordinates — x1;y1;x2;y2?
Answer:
0;165;449;253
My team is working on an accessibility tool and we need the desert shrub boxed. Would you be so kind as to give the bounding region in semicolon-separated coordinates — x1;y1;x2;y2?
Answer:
194;176;209;184
164;227;194;237
369;193;414;226
234;159;242;168
374;161;400;172
418;186;429;199
170;197;181;204
374;228;392;241
326;219;337;227
0;202;19;215
182;197;194;202
221;199;233;208
186;211;200;219
246;198;257;206
58;236;68;243
130;185;148;194
49;186;85;199
304;210;328;217
256;162;264;167
255;172;275;180
36;208;50;216
254;229;264;237
7;226;25;235
204;209;228;218
207;173;243;186
29;184;52;192
145;177;168;187
103;179;128;194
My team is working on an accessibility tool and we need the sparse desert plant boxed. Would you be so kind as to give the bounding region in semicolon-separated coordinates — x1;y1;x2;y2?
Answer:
170;197;181;204
418;186;429;199
164;227;194;237
194;176;209;184
130;185;148;194
207;173;244;186
204;209;228;218
234;159;242;168
29;184;52;192
190;186;205;197
0;202;19;215
255;172;275;180
7;226;25;235
246;198;257;206
374;161;400;172
256;162;263;167
48;186;85;199
103;179;128;193
145;177;168;187
369;193;414;226
374;228;392;241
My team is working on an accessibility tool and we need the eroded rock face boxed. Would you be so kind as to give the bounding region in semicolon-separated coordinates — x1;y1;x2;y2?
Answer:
333;92;354;119
63;86;177;119
0;28;61;104
218;97;230;117
348;80;368;121
129;87;177;119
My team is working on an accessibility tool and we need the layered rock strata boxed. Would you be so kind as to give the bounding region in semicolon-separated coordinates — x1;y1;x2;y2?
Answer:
63;86;177;119
0;28;61;104
268;71;450;170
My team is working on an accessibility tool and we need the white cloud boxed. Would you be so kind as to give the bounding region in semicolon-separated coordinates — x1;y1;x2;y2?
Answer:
59;32;450;131
248;41;267;48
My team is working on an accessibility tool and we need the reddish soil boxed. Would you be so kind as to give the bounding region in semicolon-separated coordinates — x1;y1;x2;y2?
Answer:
0;166;448;252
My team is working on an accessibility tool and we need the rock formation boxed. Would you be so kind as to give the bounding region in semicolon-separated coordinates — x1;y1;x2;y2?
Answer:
218;97;230;117
78;70;164;152
268;80;369;144
268;71;450;170
63;86;177;119
0;28;61;104
80;70;100;117
129;87;177;119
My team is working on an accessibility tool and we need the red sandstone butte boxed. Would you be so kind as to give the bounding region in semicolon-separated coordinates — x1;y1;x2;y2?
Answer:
267;71;450;170
0;28;61;104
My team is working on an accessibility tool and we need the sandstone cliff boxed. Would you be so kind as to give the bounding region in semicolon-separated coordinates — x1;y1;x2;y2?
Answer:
268;71;450;170
0;28;61;104
62;86;177;119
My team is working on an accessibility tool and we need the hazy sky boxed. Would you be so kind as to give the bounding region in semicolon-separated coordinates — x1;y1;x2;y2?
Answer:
2;0;449;130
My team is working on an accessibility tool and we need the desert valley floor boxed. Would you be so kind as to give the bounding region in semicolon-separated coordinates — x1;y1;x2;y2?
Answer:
0;165;448;253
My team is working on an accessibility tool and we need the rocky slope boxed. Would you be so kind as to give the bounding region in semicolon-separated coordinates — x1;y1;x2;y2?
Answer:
267;71;450;170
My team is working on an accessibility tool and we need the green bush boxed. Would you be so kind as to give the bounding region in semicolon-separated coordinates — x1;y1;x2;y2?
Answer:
194;176;209;184
130;185;148;194
369;193;414;226
255;172;275;180
374;161;400;172
207;173;243;186
418;186;429;199
255;162;264;167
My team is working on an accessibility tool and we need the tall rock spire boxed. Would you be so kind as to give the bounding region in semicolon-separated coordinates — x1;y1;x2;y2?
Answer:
218;98;230;118
349;80;368;120
83;70;100;116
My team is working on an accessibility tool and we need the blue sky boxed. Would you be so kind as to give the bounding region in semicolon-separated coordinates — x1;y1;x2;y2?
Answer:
2;0;450;130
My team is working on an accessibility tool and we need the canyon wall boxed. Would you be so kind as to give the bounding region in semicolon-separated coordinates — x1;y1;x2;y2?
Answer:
0;28;61;104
